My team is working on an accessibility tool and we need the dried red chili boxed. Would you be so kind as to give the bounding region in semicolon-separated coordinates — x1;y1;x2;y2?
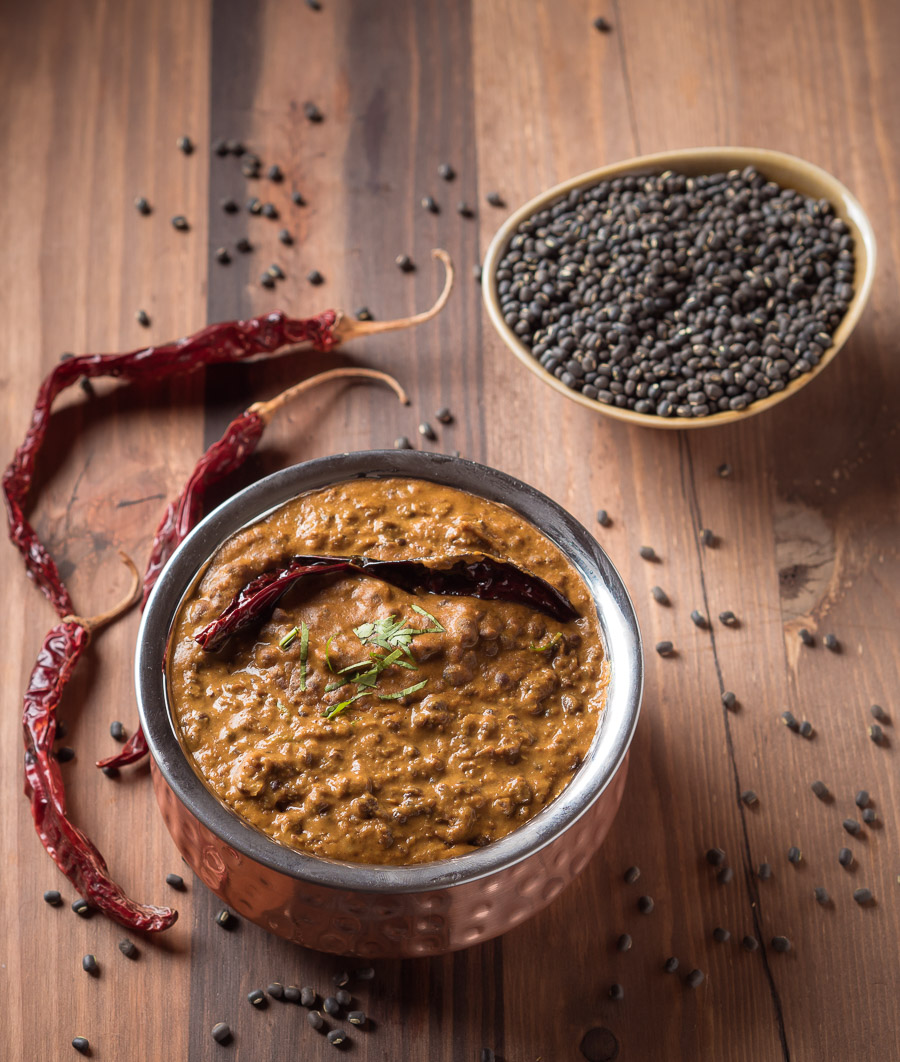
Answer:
23;553;177;931
98;366;409;771
195;551;579;653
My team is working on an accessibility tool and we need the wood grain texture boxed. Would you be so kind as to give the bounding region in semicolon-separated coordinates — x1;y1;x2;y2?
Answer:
1;0;898;1060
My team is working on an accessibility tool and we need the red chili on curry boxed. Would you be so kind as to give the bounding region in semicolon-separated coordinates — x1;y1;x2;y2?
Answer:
168;477;608;865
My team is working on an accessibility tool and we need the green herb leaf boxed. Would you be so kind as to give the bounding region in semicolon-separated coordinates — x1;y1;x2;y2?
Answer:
299;621;309;690
411;603;445;632
324;690;367;720
279;626;299;649
378;679;428;701
324;679;348;693
529;632;563;652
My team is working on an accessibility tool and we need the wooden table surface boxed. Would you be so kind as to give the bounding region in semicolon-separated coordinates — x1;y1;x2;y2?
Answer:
2;1;898;1059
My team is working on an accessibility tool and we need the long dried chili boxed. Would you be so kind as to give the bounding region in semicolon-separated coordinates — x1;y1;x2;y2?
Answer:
23;553;177;931
195;551;579;653
98;367;409;771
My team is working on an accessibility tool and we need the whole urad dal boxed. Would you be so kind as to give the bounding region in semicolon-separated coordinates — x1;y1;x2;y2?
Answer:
169;477;609;866
495;166;854;417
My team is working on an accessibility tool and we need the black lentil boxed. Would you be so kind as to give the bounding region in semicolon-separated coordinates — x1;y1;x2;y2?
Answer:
596;509;611;527
72;1037;90;1055
457;201;474;217
171;215;189;231
308;1010;325;1031
213;139;228;156
278;228;293;245
781;711;800;732
262;203;278;219
771;936;792;953
72;898;91;917
637;895;654;913
593;16;612;31
664;957;679;973
118;938;138;959
44;889;62;906
307;269;324;285
870;704;887;723
722;691;737;709
863;808;877;824
135;309;150;327
332;973;350;988
853;887;874;905
799;720;813;738
811;779;830;801
843;818;861;836
438;163;455;180
396;254;414;272
267;983;285;1000
823;633;839;651
101;765;118;778
706;847;726;866
691;609;708;628
686;969;705;988
323;996;340;1016
267;263;285;279
224;140;244;156
799;627;814;646
838;848;853;868
248;989;266;1007
651;585;670;605
742;935;759;951
306;0;322;9
421;195;439;213
327;1029;347;1046
82;954;99;975
348;1011;367;1026
335;988;352;1007
355;307;373;321
177;135;193;155
757;862;772;880
211;1022;231;1044
300;987;317;1007
712;927;730;943
855;790;870;808
700;528;716;547
787;846;802;865
869;723;885;745
717;866;734;885
266;164;283;182
241;156;261;178
394;436;412;450
717;463;732;478
638;545;658;561
260;273;275;289
814;886;830;905
741;789;758;806
292;190;306;206
57;746;75;763
109;720;126;742
480;1050;496;1062
623;865;640;883
486;191;504;207
284;985;301;1003
216;247;231;265
608;982;624;1000
655;640;675;657
436;406;453;424
616;932;632;952
165;873;185;890
304;101;324;122
134;196;151;215
355;967;376;981
236;237;252;254
719;610;739;627
215;908;236;929
56;722;68;738
494;166;854;417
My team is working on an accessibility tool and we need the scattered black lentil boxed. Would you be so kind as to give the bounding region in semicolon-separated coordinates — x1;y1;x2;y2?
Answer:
814;886;830;905
495;167;855;417
664;957;679;973
355;967;375;981
742;935;760;951
870;704;887;723
623;865;641;883
719;611;739;627
823;633;839;651
593;16;612;31
686;969;705;988
855;790;870;808
236;237;252;254
171;215;189;231
457;201;474;218
267;164;283;182
242;156;261;179
57;746;75;763
616;932;633;952
307;269;324;285
486;191;504;207
787;846;802;865
213;139;228;156
722;691;737;710
799;627;814;646
267;263;285;280
422;195;439;214
118;938;138;959
267;983;285;1000
335;988;352;1007
262;203;278;219
72;898;91;917
838;848;853;868
712;927;731;943
638;545;658;561
224;139;244;156
717;463;732;478
284;985;301;1004
771;936;792;953
869;723;885;745
216;247;231;265
211;1022;231;1045
655;640;675;657
177;135;194;155
136;309;150;328
291;190;306;206
134;196;151;215
355;307;373;321
395;254;414;272
300;987;317;1007
691;609;708;628
44;889;62;906
651;585;670;605
394;436;412;450
278;228;293;246
323;996;340;1016
799;720;814;738
246;197;262;215
248;989;266;1007
853;887;874;906
72;1037;90;1055
308;1011;325;1031
165;873;185;890
637;895;654;913
101;765;118;778
863;808;877;825
741;789;758;806
596;509;611;527
436;406;453;424
348;1011;366;1027
700;528;716;547
781;711;800;732
215;908;236;929
480;1050;496;1062
109;720;126;741
260;273;275;290
82;954;99;976
438;163;455;181
717;866;734;885
327;1029;347;1046
706;847;726;866
304;101;324;122
306;0;322;10
608;982;624;1000
758;862;772;880
811;780;830;801
843;818;861;836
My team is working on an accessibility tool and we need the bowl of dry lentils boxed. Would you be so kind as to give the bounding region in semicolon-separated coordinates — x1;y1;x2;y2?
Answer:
482;147;876;427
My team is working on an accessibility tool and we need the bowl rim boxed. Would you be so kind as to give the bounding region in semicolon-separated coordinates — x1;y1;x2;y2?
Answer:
135;451;643;894
481;146;877;429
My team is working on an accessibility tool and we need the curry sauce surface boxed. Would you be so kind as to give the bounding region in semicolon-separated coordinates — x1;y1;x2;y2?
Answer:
169;477;608;865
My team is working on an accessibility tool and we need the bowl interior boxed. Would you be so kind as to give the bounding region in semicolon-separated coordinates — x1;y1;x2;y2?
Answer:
482;146;877;429
136;451;643;894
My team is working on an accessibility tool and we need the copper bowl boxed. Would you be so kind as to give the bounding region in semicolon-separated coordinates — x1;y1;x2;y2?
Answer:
135;451;643;957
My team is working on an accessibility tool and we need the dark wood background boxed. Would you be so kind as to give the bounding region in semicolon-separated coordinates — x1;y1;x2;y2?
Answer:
2;1;898;1059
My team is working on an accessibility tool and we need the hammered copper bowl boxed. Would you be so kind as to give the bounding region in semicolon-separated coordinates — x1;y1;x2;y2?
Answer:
136;451;643;957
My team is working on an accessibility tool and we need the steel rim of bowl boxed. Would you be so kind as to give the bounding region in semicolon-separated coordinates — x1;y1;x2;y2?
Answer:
482;146;877;430
136;451;643;894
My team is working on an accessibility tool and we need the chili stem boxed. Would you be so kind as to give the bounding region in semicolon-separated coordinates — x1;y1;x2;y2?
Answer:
251;367;409;423
62;551;141;635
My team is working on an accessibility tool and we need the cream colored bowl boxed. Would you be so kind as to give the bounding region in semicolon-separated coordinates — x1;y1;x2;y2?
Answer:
481;147;876;429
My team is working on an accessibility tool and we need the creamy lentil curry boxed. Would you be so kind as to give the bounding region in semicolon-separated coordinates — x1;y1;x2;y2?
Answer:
168;477;608;865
